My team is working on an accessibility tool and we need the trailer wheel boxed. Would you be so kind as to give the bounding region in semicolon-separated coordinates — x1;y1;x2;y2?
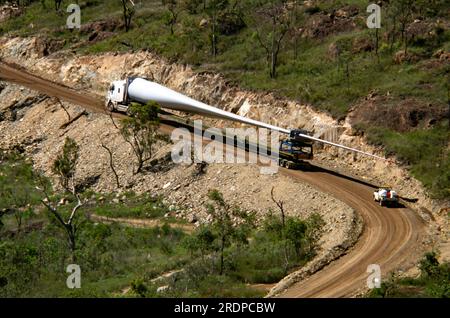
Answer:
286;161;292;169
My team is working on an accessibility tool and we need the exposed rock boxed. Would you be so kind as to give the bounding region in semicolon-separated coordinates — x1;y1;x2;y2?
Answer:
0;4;23;23
352;37;374;54
156;285;169;293
393;50;420;64
327;42;340;61
0;95;48;122
303;12;357;39
188;214;198;224
199;19;209;28
335;5;359;19
347;95;448;133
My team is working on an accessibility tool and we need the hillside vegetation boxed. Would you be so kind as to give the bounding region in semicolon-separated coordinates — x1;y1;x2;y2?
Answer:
0;149;323;297
368;251;449;298
0;0;449;198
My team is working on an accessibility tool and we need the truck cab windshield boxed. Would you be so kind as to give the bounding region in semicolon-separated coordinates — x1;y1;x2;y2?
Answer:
292;145;312;154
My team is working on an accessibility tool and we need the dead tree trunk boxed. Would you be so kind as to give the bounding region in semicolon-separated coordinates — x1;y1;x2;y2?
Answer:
101;143;121;189
271;187;289;270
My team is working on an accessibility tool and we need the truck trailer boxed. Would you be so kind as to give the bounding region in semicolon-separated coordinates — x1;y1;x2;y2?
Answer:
106;77;386;168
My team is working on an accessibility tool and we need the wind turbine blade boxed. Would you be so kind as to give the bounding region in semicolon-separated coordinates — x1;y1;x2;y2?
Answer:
127;78;290;133
296;133;386;161
127;78;385;161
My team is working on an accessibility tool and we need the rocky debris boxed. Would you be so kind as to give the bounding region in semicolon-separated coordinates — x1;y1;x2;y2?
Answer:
334;5;359;19
327;42;340;61
77;19;121;44
59;110;88;129
351;37;374;54
406;19;450;46
0;4;22;23
156;285;169;293
303;12;358;39
79;19;121;34
199;19;209;28
58;198;68;206
193;161;208;176
188;214;198;224
347;95;448;133
151;269;184;284
3;136;44;157
34;37;66;58
393;50;422;64
0;94;48;122
147;152;174;173
433;49;450;61
0;36;65;59
75;174;101;193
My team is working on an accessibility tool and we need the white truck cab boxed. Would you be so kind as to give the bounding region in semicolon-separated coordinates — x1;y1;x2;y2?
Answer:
106;79;130;113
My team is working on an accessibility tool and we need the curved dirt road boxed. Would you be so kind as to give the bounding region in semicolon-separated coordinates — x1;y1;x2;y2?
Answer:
0;62;426;297
279;168;425;297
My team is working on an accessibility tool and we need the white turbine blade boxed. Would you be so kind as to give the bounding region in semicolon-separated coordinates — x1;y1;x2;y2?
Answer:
127;78;385;161
296;133;386;161
128;78;290;134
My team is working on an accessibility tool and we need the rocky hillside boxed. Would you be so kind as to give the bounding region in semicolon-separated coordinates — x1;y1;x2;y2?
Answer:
0;35;447;215
0;72;365;296
0;0;448;295
1;34;447;268
0;0;448;199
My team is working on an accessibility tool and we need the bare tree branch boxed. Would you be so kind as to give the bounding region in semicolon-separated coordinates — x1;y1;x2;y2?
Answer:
55;97;71;121
270;186;285;227
107;110;120;130
67;194;82;225
101;142;121;188
59;110;87;130
270;186;289;269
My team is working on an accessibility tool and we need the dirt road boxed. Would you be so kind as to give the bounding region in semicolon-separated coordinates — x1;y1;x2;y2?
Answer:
0;62;104;110
0;62;426;297
280;168;424;297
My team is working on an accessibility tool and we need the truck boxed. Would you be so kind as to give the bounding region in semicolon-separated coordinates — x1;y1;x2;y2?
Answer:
373;187;399;207
279;129;313;169
106;77;386;168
